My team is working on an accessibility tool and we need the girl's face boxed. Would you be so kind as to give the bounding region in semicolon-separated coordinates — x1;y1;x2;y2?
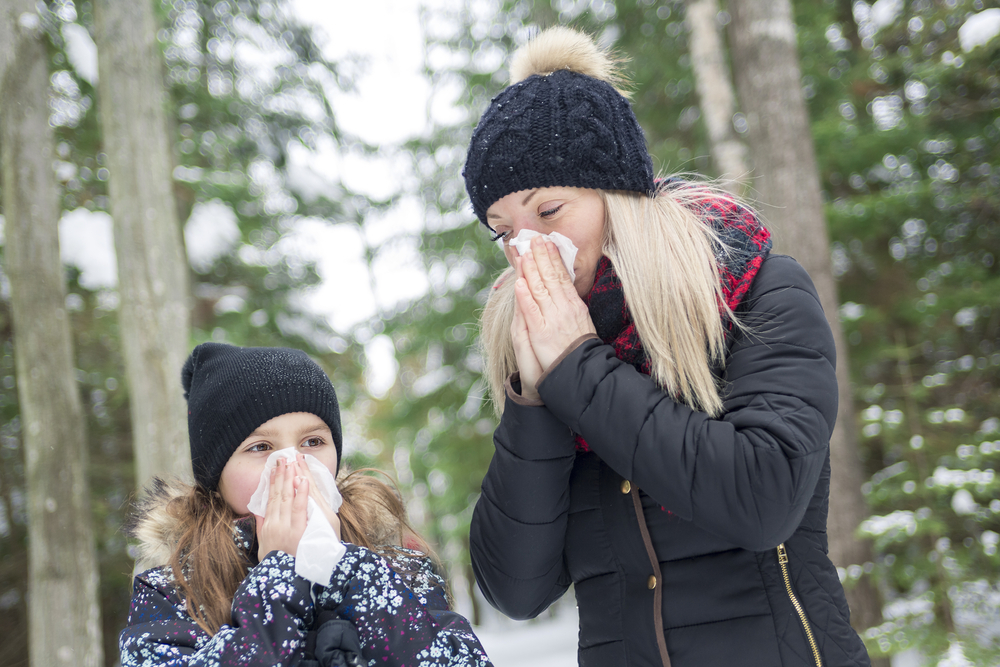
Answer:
486;186;606;297
218;412;338;516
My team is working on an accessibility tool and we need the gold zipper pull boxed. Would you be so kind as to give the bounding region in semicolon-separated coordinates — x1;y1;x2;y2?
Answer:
775;542;822;667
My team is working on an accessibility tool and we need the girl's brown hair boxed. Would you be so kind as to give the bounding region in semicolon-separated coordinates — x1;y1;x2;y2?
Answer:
165;486;249;635
153;468;426;636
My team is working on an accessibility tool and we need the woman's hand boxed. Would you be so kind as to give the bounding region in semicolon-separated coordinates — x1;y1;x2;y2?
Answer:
256;456;309;560
515;236;596;372
294;453;342;540
512;260;544;400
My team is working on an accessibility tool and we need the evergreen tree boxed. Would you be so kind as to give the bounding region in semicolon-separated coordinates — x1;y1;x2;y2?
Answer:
0;1;372;663
798;0;1000;662
385;1;1000;662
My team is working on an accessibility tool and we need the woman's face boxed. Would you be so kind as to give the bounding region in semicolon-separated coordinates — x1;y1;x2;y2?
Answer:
486;186;606;297
218;412;338;516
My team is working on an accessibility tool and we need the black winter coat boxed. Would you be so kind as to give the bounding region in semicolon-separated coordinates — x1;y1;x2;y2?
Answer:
470;254;871;667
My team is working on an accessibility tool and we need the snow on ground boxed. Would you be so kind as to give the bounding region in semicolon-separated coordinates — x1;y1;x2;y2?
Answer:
474;611;579;667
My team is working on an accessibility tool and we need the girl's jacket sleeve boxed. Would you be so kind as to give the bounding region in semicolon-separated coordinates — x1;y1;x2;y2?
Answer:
120;547;492;667
120;551;314;667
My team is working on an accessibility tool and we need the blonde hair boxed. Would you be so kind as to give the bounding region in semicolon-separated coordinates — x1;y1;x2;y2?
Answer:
479;27;748;418
480;183;740;418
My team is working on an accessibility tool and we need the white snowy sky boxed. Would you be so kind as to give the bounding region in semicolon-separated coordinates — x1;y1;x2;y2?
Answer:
24;3;1000;395
44;0;475;395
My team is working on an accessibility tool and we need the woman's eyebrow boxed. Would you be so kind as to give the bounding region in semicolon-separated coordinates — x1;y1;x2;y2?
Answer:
520;189;539;206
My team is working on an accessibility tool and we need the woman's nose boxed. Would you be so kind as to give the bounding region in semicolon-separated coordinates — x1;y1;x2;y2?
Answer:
511;216;541;236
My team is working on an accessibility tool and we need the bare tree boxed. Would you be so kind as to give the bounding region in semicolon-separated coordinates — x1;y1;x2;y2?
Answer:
684;0;750;193
726;0;886;652
0;3;104;665
93;0;191;488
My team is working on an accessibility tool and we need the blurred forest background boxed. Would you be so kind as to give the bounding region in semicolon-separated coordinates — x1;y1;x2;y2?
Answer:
0;0;998;665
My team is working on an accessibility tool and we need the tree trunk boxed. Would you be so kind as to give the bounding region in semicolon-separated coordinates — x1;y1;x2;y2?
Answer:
93;0;191;488
684;0;750;193
726;0;886;653
0;4;104;666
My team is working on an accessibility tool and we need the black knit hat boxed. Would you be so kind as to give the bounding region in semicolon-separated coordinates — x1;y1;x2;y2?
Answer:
182;342;343;491
463;68;655;225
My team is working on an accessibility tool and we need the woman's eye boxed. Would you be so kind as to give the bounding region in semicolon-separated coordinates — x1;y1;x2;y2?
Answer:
491;229;510;243
539;204;563;218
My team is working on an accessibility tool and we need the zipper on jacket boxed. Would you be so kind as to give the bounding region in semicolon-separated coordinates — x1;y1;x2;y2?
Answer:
776;543;823;667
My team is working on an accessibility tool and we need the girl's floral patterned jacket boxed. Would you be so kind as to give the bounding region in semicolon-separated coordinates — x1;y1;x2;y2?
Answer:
120;480;493;667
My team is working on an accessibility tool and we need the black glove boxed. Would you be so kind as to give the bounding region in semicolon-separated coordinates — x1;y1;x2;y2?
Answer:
301;612;364;667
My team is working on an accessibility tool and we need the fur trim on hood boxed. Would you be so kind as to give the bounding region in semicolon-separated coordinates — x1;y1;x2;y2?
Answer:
126;477;193;571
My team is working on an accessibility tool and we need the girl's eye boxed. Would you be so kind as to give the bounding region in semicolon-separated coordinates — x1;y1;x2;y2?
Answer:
491;229;510;243
539;204;563;218
302;437;325;448
246;442;271;453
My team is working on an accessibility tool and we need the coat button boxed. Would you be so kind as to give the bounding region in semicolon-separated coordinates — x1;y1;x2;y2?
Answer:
648;575;657;590
621;480;631;494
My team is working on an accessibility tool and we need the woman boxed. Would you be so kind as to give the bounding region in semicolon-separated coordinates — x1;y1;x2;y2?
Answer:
465;26;871;667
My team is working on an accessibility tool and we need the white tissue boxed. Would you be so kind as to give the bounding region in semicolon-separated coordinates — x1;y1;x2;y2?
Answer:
247;449;345;585
509;230;578;283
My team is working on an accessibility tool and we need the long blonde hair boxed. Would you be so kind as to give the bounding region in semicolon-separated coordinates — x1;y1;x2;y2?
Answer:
477;27;751;418
480;182;741;418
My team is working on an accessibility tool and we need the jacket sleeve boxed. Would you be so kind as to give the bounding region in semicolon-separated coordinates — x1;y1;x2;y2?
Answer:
537;255;837;552
316;545;493;667
469;377;578;620
119;552;314;666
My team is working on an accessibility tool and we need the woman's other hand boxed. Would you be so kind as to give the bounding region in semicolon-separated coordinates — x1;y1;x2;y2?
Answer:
512;259;545;400
515;236;596;371
255;456;309;560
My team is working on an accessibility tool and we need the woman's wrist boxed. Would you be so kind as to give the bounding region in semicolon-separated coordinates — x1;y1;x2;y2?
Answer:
506;372;545;406
536;333;601;391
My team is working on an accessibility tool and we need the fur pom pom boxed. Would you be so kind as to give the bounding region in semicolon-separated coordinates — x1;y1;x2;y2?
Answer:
509;26;629;95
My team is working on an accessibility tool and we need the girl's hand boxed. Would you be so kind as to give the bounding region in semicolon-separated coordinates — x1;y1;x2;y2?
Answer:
515;236;596;371
512;257;544;400
255;456;309;561
294;453;342;540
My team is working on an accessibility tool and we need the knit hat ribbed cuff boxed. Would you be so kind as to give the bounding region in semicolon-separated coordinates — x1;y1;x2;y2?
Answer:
183;343;343;491
463;69;655;224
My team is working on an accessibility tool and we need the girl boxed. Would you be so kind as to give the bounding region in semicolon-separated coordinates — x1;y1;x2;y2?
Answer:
120;342;492;667
464;26;871;667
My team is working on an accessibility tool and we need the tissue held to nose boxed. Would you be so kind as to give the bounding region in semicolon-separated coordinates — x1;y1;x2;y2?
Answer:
247;448;345;585
509;230;578;282
247;448;342;515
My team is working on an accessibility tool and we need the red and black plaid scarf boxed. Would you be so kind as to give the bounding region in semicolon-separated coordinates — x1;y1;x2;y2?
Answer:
575;192;771;452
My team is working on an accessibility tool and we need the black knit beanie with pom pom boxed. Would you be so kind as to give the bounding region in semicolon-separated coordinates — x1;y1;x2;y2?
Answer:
463;68;655;225
182;342;343;491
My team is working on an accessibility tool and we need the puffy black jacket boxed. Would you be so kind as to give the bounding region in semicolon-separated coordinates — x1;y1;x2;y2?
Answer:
470;254;871;667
